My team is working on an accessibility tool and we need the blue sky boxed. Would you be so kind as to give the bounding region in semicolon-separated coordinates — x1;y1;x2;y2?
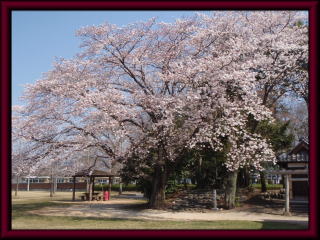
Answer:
12;10;213;106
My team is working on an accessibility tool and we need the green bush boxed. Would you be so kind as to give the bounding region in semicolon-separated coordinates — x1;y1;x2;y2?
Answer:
178;183;197;190
247;185;254;192
165;183;196;194
93;184;139;192
250;183;283;190
94;182;197;194
235;196;242;207
165;180;177;194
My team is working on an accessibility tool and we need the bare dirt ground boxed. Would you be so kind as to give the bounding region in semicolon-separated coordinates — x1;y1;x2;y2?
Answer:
29;192;308;225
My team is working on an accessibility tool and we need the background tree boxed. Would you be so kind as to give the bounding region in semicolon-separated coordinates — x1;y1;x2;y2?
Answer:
253;120;294;191
276;99;308;143
11;141;35;196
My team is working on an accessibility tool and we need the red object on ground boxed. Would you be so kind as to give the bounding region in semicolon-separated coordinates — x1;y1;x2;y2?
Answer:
103;191;109;201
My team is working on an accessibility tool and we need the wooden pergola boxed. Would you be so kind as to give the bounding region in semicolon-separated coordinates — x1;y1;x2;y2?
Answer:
72;169;118;201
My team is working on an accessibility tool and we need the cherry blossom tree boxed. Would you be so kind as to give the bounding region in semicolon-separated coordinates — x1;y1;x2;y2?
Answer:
237;11;308;192
13;11;307;208
11;141;34;196
243;11;308;108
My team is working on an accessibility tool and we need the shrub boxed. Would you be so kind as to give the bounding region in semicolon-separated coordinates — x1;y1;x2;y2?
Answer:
93;184;139;192
250;183;283;190
165;183;196;194
247;185;254;192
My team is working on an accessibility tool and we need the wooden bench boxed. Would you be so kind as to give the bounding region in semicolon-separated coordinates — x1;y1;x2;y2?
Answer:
94;195;103;201
80;192;103;201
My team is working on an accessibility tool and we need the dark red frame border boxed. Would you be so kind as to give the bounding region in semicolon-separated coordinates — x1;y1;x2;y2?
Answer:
1;1;318;238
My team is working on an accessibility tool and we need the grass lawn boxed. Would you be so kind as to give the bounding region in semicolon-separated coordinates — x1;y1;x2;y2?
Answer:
11;191;307;230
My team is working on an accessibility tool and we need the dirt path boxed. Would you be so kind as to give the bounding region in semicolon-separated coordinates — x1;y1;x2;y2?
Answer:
30;195;308;225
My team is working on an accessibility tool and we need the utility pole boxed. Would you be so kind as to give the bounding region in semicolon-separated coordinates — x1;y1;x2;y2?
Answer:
27;177;30;191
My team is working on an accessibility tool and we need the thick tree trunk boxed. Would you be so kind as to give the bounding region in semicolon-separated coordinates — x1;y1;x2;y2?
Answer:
148;165;167;209
259;171;267;192
224;170;238;209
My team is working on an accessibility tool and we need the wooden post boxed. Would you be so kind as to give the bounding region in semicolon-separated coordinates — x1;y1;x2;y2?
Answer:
108;176;112;200
86;177;90;193
72;176;76;201
284;174;291;215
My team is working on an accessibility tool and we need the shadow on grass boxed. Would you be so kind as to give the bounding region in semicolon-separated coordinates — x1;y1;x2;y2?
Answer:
260;220;308;230
12;201;72;217
115;202;148;210
12;199;308;230
11;201;308;230
67;216;145;222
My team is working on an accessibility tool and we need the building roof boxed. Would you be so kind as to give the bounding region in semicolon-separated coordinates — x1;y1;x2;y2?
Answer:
73;169;117;177
277;153;309;163
277;138;309;163
288;138;309;155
